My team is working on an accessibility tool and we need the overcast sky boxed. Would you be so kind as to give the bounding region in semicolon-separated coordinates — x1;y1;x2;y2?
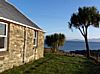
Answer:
9;0;100;40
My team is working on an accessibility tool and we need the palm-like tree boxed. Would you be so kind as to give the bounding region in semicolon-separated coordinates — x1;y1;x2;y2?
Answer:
45;33;65;53
69;6;100;58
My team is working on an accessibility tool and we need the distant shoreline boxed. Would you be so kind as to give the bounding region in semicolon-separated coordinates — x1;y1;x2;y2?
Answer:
59;49;100;59
67;40;100;42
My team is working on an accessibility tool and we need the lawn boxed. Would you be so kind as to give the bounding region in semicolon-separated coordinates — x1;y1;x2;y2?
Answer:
1;53;100;74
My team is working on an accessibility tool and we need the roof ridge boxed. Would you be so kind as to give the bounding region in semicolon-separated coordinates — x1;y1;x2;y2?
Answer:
0;0;43;30
6;1;42;30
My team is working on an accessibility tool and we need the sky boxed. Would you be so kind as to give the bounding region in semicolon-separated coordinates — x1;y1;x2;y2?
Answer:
8;0;100;40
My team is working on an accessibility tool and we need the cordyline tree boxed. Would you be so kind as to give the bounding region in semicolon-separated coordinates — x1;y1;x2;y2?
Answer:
45;33;65;53
68;6;100;58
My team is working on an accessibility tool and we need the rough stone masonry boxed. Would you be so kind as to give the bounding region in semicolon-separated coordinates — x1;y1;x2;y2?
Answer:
0;22;44;72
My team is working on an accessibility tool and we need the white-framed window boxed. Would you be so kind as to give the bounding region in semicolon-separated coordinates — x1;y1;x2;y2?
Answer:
33;30;38;47
0;22;8;51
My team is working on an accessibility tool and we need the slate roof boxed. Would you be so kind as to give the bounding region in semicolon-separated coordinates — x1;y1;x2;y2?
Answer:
0;0;42;30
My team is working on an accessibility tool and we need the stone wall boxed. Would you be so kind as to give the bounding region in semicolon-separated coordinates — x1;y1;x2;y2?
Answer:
24;28;44;62
25;28;34;62
36;31;44;59
0;22;44;72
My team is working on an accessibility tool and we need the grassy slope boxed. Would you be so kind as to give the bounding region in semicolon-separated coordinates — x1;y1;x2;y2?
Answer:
1;53;100;74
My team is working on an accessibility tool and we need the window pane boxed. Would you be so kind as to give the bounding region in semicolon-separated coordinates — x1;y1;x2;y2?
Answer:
34;31;38;46
0;37;5;48
0;23;6;35
34;31;37;37
34;39;36;45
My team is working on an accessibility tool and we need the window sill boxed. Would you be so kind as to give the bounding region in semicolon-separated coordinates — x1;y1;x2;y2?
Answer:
0;48;7;52
33;45;38;48
33;45;36;46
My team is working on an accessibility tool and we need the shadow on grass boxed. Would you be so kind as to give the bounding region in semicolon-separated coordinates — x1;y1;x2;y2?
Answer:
1;53;100;74
73;57;100;74
23;53;56;74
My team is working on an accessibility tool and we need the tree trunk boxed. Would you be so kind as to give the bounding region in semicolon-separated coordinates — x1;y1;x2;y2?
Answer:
84;36;90;58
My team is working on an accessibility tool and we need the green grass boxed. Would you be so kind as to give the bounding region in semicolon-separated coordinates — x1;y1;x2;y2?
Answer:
1;53;100;74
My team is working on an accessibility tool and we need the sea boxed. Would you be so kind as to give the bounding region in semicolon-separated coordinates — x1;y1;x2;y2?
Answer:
59;41;100;52
45;41;100;52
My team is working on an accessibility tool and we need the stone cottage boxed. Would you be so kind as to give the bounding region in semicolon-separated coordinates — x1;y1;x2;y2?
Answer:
0;0;44;72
